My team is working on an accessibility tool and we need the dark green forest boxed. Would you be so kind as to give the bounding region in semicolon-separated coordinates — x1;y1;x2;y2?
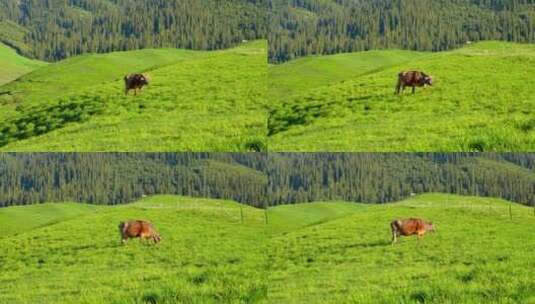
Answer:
0;0;267;61
269;0;535;63
1;153;533;208
268;153;535;206
0;153;268;207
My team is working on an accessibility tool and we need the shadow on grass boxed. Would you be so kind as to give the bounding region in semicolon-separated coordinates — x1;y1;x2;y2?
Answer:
343;239;391;249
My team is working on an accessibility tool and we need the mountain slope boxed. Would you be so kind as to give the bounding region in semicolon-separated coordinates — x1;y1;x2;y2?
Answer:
0;41;267;151
0;153;268;208
268;193;535;303
268;153;535;206
269;0;535;63
269;49;428;101
0;0;267;61
0;42;46;86
268;41;535;151
0;195;267;303
0;202;100;237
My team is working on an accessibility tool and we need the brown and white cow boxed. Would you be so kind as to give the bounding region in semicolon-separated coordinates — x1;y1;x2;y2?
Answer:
395;71;433;94
118;220;161;244
124;73;150;95
390;218;435;244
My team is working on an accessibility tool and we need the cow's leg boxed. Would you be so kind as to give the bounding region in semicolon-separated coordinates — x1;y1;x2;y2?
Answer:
412;86;416;94
395;82;401;95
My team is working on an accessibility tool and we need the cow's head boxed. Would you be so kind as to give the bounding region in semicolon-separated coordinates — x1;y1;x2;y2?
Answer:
424;75;433;86
140;74;150;85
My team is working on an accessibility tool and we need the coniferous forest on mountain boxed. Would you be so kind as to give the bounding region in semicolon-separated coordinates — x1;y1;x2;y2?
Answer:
0;153;268;207
0;0;268;61
268;153;535;206
1;153;533;208
269;0;535;63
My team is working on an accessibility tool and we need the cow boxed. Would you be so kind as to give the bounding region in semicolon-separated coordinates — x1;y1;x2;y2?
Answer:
118;220;161;244
124;73;150;95
390;218;435;244
395;71;433;94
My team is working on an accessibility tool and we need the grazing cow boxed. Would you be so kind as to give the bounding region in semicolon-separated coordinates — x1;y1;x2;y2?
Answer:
395;71;433;94
390;218;435;244
118;220;161;244
124;73;150;95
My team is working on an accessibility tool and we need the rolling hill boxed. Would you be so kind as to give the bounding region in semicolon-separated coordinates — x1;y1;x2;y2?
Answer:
0;40;267;151
0;195;267;303
0;0;267;61
267;193;535;303
269;0;534;63
0;42;45;86
268;41;535;151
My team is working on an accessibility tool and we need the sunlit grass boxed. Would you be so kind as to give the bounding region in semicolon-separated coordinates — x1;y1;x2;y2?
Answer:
268;41;535;151
0;41;267;152
0;195;268;303
267;193;535;303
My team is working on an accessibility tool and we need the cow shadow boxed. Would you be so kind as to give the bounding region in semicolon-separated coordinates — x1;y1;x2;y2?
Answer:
342;239;391;249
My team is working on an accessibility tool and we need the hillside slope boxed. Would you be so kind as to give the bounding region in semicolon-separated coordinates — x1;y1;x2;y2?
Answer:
268;42;535;151
268;193;535;303
0;41;267;151
269;0;534;63
0;203;100;237
269;49;428;101
0;195;267;303
0;42;46;86
0;0;267;61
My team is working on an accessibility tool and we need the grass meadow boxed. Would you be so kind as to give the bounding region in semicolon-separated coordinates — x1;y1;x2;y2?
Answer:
0;41;267;152
0;196;268;303
268;41;535;151
1;193;533;303
267;193;535;303
0;42;45;86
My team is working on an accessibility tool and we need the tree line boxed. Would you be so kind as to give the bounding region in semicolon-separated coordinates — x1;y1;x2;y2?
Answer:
268;153;535;206
0;153;268;207
0;153;533;208
269;0;535;63
0;0;267;61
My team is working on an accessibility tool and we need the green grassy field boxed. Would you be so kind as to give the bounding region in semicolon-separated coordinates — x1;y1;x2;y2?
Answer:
0;195;267;303
0;42;46;86
2;193;533;303
268;41;535;151
0;40;267;151
267;193;535;303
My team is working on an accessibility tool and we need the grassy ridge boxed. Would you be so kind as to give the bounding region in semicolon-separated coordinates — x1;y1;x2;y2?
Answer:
268;193;535;303
1;193;533;303
0;40;267;151
268;41;535;151
0;42;46;86
0;203;100;237
0;195;267;303
269;50;428;101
